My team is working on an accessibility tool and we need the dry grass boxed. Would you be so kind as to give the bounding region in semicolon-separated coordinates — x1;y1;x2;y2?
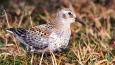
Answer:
0;0;115;65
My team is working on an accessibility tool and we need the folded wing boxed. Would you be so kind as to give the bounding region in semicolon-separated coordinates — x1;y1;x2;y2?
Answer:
6;25;52;51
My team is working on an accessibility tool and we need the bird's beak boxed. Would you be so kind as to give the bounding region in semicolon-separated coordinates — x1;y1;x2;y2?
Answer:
75;17;85;25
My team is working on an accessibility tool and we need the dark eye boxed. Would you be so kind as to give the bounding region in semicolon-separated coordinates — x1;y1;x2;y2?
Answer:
68;12;73;18
68;12;72;15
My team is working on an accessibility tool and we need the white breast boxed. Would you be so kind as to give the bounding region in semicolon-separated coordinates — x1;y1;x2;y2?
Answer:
48;28;71;51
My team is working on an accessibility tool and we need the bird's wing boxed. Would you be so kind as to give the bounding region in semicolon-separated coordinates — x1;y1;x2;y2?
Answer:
6;25;53;50
38;24;54;32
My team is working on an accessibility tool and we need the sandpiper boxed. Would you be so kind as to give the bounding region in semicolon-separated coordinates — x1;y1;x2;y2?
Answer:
6;8;84;53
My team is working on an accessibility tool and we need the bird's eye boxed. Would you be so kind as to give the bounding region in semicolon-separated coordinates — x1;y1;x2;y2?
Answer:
68;12;73;18
68;12;72;15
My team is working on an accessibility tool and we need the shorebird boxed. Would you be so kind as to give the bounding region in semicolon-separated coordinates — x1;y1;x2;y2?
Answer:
6;8;84;53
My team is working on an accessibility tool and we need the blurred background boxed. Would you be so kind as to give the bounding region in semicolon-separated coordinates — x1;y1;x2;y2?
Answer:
0;0;115;65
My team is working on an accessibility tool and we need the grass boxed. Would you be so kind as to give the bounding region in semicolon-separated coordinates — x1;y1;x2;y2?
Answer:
0;0;115;65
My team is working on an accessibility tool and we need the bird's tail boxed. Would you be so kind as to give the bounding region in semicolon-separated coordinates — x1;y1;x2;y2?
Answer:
6;28;27;36
6;28;17;34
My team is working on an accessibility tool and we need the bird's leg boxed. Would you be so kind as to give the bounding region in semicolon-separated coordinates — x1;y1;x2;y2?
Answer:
39;52;45;65
50;50;57;65
30;52;34;65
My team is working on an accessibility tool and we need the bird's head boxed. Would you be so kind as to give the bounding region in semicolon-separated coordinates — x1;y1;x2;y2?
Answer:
56;7;85;26
56;8;76;25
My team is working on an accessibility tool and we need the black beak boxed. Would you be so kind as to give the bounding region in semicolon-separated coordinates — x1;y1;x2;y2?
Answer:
75;17;85;25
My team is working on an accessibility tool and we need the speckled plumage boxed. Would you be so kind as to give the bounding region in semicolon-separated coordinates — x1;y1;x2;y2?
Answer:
6;8;76;53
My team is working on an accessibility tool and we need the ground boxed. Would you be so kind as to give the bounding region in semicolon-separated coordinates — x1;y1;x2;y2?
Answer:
0;0;115;65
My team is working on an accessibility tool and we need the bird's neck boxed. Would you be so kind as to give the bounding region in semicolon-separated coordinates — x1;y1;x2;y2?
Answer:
54;22;71;34
50;18;71;30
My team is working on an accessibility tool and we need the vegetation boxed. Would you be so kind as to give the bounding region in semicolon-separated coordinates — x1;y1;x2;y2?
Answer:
0;0;115;65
